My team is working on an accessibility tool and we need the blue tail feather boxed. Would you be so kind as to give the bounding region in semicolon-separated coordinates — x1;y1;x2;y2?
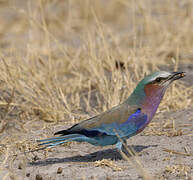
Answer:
37;134;80;143
37;136;66;142
38;136;80;146
37;134;97;149
37;133;115;150
42;141;69;149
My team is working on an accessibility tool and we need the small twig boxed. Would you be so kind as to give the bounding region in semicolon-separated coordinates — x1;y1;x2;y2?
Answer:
184;147;189;154
163;148;193;156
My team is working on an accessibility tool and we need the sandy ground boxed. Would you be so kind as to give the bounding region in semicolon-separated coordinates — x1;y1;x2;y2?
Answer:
4;108;192;180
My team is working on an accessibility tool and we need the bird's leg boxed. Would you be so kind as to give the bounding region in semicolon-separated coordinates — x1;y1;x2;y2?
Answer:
116;141;123;152
116;139;127;151
116;140;129;160
121;138;127;153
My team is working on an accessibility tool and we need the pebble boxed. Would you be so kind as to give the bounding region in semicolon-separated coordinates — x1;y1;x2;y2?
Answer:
18;163;23;170
36;174;43;180
57;167;63;174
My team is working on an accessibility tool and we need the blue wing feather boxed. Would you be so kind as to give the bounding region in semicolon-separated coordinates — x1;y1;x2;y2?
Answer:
81;108;148;138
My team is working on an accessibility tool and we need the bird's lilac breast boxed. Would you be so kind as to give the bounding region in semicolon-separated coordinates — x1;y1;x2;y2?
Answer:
141;83;165;120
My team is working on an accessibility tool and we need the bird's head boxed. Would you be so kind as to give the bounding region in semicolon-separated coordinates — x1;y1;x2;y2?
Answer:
139;71;185;96
128;71;186;105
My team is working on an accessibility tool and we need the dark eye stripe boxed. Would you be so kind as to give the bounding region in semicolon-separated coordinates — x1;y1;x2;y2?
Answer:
152;77;168;84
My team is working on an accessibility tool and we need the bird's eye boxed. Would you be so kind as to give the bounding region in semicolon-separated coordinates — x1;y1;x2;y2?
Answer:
155;77;161;83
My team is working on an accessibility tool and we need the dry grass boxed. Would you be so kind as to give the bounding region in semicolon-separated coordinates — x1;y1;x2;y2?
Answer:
143;118;187;137
119;144;155;180
164;164;191;177
94;159;122;171
0;0;193;179
163;148;193;157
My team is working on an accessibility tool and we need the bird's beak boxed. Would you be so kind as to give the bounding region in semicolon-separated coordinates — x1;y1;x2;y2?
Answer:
168;72;186;81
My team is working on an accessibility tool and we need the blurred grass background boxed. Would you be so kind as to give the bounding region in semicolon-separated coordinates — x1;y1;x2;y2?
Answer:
0;0;193;179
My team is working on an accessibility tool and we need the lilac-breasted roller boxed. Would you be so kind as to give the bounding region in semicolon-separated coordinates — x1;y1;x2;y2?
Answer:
37;71;185;152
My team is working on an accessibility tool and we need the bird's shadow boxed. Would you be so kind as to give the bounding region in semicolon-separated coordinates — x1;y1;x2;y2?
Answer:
30;144;157;166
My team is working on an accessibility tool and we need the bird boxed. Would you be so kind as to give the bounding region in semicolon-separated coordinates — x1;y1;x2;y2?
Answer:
37;71;185;152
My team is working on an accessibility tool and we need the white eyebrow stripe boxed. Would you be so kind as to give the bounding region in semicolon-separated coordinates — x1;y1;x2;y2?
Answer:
149;71;171;82
159;72;171;78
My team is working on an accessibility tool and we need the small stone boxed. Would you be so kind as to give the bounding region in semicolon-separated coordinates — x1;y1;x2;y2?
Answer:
36;174;43;180
33;155;40;161
18;163;23;169
26;173;30;177
106;177;112;180
57;167;63;174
